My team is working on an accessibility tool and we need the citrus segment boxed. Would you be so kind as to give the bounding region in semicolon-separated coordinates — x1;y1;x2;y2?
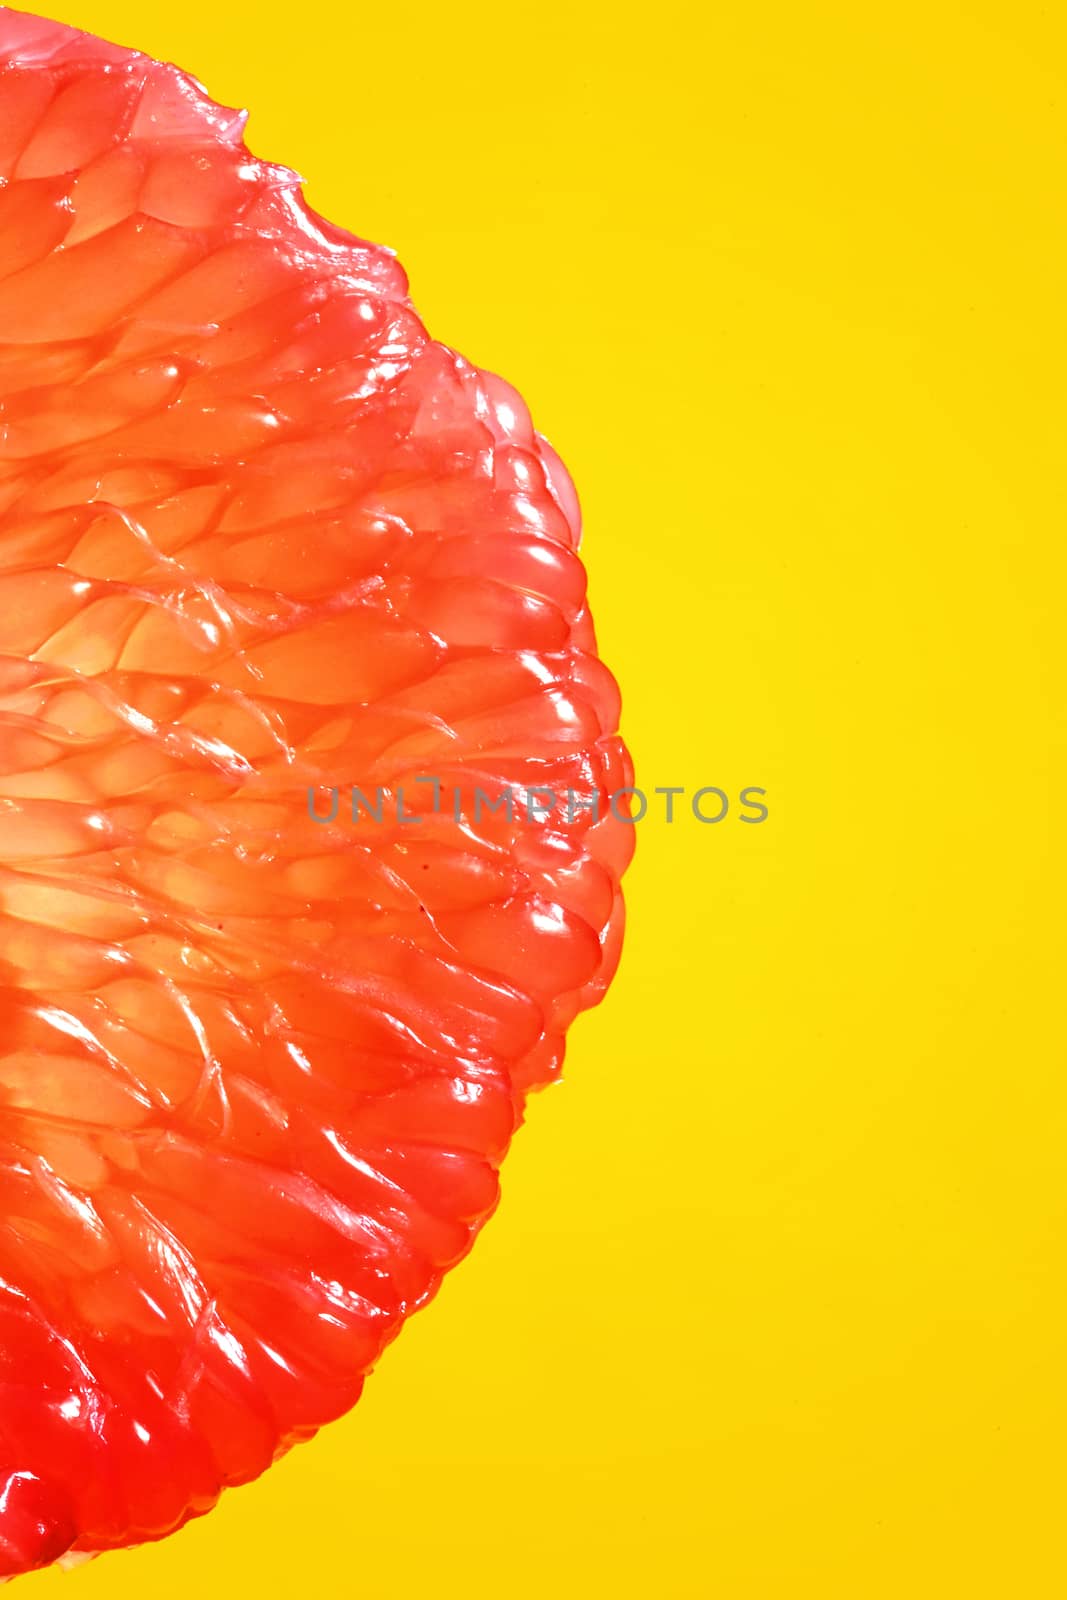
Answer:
0;6;632;1574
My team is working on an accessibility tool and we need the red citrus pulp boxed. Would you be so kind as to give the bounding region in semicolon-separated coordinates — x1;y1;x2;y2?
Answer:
0;5;632;1576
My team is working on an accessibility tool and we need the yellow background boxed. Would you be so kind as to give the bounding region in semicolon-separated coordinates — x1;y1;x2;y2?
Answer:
22;1;1066;1594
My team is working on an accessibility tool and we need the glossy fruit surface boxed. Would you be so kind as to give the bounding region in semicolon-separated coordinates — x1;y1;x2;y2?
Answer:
0;6;631;1575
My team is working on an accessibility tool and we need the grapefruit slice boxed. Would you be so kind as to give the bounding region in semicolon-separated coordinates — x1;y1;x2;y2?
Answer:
0;4;632;1578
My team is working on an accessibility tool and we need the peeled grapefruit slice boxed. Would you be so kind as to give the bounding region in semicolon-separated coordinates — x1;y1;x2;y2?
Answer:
0;4;632;1578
